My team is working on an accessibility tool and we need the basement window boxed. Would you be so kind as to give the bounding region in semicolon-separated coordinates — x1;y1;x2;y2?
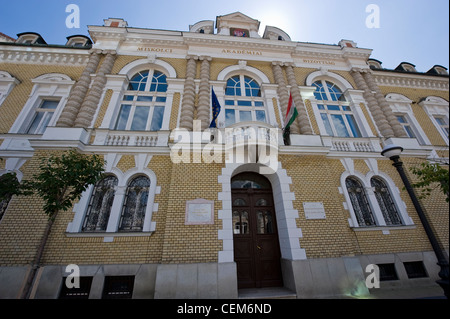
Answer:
404;261;428;279
102;276;135;299
59;276;93;299
377;263;398;281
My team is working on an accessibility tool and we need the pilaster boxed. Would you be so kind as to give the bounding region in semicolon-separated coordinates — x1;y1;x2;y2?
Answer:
74;51;117;128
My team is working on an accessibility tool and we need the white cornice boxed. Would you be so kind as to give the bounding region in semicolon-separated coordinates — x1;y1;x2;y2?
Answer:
373;70;449;91
0;45;90;66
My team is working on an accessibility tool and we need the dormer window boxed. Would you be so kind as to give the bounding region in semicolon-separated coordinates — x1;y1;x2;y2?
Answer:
66;35;92;48
427;65;448;75
367;59;383;70
395;62;417;73
16;32;46;45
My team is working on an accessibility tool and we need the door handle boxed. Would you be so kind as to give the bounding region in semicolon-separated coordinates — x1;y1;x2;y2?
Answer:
257;245;261;250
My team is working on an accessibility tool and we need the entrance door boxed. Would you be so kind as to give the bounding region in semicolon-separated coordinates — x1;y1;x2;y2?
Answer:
231;173;283;289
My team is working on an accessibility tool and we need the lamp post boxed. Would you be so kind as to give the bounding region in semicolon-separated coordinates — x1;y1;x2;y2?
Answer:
381;144;449;298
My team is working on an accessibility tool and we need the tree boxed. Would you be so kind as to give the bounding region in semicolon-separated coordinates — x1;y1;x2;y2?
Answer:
410;162;449;203
18;149;105;299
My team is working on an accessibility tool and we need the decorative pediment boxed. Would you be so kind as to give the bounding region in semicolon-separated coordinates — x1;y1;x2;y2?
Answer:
216;12;261;38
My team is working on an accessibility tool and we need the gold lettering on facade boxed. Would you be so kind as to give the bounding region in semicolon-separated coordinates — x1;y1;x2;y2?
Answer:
302;59;335;65
137;47;173;53
222;49;262;56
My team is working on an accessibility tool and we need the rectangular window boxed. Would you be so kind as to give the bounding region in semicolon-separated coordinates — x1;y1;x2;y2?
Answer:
404;261;428;279
115;104;131;130
434;116;449;137
25;99;59;134
130;106;149;130
377;263;398;281
346;114;362;137
396;115;416;138
321;113;334;136
150;106;164;131
102;276;135;299
239;110;252;122
59;277;93;299
331;114;350;137
225;109;236;127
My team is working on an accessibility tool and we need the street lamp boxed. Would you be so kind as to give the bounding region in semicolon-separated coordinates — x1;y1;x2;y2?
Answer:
381;144;449;298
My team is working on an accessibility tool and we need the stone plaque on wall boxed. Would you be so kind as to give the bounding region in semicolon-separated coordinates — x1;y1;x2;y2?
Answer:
303;202;326;220
185;198;214;225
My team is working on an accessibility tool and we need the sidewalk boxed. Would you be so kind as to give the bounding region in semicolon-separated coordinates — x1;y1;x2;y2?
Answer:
367;285;446;299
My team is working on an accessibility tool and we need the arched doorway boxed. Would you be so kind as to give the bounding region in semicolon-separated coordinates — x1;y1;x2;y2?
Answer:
231;172;283;289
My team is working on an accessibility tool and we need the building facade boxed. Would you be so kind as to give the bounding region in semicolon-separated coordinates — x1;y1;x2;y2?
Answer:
0;12;448;299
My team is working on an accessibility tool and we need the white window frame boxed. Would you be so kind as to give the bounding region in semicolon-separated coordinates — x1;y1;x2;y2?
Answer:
9;73;74;134
223;74;267;126
99;59;179;132
385;93;430;145
67;156;159;239
0;71;20;107
311;79;362;138
340;160;414;229
419;96;449;145
215;63;278;128
306;71;373;138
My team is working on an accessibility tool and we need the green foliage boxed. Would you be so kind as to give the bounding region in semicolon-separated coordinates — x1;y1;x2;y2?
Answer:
0;172;25;202
410;162;449;203
22;149;105;220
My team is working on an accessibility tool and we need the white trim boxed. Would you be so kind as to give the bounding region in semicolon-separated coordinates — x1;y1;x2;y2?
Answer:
386;93;431;145
8;73;74;134
419;96;449;146
67;154;158;236
0;71;20;107
118;58;177;78
217;162;306;263
340;158;414;228
305;70;354;90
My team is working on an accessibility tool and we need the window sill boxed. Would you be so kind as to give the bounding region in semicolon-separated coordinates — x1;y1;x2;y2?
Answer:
351;225;416;234
65;231;154;241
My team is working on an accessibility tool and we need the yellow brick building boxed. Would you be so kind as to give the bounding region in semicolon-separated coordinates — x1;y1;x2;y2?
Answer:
0;13;448;299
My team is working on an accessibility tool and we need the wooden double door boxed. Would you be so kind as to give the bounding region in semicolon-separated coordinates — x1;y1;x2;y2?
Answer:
232;188;283;289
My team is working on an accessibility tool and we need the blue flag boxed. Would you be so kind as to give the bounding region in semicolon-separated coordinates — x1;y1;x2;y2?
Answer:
209;87;221;128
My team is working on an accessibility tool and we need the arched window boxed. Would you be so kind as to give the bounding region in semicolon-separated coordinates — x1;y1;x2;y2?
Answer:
118;175;150;232
346;177;376;227
371;177;403;226
82;175;118;232
224;75;265;126
313;80;361;137
114;70;168;131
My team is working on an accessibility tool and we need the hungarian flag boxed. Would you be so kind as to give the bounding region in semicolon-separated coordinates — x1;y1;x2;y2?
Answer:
284;92;298;131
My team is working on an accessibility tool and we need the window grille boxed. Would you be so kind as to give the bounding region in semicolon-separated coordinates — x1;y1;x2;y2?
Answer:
346;177;376;227
82;175;118;232
377;263;398;281
118;176;150;232
102;276;135;299
404;261;428;279
58;277;93;299
371;177;402;225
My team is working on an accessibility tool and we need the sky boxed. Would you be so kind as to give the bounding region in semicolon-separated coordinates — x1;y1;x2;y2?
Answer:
0;0;448;72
